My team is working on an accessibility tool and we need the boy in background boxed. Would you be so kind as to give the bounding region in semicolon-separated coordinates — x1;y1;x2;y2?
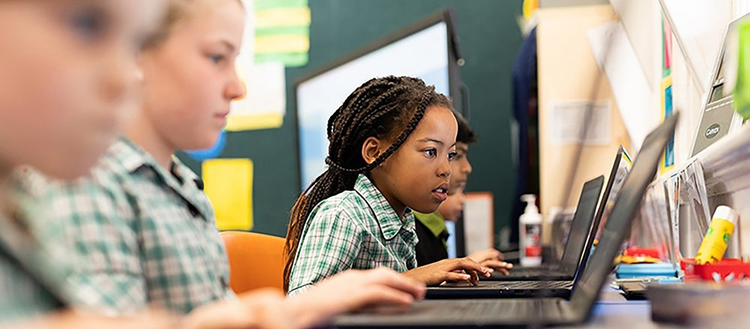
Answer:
414;111;508;270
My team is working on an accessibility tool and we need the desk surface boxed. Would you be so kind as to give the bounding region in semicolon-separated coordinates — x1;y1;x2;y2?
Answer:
335;284;743;328
567;287;661;328
568;285;750;328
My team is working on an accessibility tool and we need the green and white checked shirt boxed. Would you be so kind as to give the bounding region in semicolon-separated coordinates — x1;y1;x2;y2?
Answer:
288;174;418;295
30;137;233;315
0;181;71;324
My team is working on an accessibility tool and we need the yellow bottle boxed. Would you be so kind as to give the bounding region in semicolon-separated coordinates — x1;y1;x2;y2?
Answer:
695;206;739;265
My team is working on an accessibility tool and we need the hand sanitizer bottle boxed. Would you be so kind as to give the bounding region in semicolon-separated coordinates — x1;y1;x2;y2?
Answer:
520;194;543;266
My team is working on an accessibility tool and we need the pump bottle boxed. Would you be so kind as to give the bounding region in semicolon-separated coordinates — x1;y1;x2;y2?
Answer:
520;194;543;266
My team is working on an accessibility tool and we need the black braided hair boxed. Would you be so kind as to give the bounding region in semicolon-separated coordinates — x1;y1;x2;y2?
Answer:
283;76;453;291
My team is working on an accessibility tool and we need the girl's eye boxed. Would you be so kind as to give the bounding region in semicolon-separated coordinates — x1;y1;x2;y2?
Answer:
208;54;225;64
70;7;106;42
448;151;458;161
424;149;437;157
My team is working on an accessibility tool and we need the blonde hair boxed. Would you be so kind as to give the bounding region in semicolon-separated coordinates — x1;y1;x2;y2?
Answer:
141;0;244;50
141;0;192;50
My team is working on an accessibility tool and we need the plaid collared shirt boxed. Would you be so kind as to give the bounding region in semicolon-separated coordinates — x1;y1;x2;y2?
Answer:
0;180;71;324
288;174;418;296
29;137;233;315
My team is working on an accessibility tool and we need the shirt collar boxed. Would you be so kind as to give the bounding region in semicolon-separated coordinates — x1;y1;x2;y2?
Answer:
415;211;448;239
110;137;209;219
111;137;197;189
353;174;414;240
112;137;153;174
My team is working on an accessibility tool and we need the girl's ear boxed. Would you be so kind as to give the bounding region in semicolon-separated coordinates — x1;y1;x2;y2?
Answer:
134;52;145;82
361;136;383;165
134;68;144;82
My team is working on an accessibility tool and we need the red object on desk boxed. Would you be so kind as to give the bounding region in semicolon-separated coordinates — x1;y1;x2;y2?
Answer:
623;246;661;258
681;258;750;282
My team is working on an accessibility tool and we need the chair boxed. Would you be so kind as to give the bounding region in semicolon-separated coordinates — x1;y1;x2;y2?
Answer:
220;231;287;294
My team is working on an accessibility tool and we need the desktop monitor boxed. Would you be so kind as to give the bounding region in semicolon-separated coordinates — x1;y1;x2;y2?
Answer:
294;9;464;191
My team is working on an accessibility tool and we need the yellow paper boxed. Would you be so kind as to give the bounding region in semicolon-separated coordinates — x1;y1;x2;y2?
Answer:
229;62;286;131
203;159;253;230
255;8;311;27
224;113;284;131
225;113;283;131
255;35;310;54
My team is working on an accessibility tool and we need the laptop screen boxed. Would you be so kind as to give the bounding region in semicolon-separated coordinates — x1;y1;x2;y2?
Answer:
593;146;633;242
570;113;679;319
558;176;604;271
570;146;633;281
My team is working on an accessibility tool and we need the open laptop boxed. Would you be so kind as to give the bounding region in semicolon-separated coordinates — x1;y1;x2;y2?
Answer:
592;145;633;243
424;146;631;299
488;146;632;283
334;113;678;328
425;175;603;299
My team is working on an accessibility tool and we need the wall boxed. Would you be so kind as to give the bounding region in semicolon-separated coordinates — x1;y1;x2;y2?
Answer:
536;5;633;244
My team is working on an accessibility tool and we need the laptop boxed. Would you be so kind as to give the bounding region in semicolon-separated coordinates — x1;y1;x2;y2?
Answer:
425;175;603;299
592;146;633;243
424;146;631;299
334;113;679;328
487;146;632;283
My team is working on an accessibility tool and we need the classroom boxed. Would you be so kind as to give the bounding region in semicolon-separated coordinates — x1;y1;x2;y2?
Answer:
2;0;750;327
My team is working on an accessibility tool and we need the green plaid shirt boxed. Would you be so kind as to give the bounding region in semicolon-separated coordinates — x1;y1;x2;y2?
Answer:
30;137;233;315
0;181;71;324
288;174;418;295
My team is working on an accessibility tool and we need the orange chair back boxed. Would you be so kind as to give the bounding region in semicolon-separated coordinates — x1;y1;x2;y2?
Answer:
220;231;286;294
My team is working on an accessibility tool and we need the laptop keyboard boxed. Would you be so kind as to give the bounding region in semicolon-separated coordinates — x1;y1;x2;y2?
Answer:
496;269;569;279
440;280;573;290
335;297;573;327
392;298;566;322
497;280;573;289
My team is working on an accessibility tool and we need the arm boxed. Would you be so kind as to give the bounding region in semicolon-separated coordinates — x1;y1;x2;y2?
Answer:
284;268;425;328
184;269;425;329
8;311;181;329
287;205;361;296
9;270;420;329
181;288;291;329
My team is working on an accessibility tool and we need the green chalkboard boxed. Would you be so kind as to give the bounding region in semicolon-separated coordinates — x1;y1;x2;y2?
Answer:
179;0;523;241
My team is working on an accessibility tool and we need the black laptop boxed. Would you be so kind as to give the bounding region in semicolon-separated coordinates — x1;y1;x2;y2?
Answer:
334;113;678;328
425;175;603;299
487;145;632;282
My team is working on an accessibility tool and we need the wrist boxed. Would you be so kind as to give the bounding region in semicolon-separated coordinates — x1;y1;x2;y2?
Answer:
179;309;207;329
401;269;425;284
285;292;330;328
179;300;246;329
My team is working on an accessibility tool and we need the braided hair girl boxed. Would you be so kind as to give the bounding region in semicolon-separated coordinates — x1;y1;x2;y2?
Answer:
285;76;490;294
